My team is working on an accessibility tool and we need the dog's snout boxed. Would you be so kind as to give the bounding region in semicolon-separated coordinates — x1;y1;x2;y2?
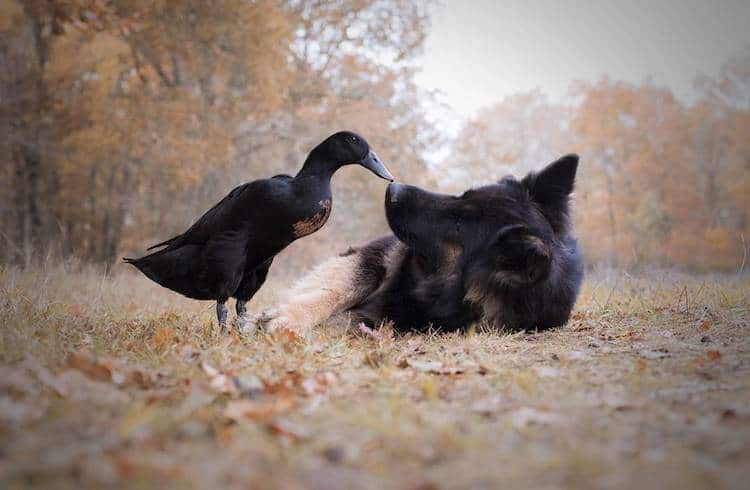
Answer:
387;182;407;203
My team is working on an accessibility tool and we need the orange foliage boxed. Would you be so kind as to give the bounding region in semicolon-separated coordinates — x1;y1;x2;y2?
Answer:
1;0;435;268
446;61;749;270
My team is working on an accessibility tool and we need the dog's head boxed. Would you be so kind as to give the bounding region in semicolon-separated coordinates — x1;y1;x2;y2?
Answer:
385;154;579;288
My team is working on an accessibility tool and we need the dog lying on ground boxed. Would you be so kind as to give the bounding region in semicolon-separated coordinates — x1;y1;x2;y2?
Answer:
256;155;584;335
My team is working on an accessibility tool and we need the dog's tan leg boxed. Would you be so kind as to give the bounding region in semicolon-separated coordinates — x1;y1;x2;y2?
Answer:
262;252;369;336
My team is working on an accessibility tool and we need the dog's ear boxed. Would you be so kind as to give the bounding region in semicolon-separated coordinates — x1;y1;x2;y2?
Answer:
492;225;551;285
521;154;578;232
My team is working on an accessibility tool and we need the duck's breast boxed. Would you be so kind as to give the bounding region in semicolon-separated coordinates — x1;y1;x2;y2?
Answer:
292;199;332;238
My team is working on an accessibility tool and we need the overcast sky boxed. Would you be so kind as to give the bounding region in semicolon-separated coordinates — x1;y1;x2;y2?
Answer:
414;0;750;119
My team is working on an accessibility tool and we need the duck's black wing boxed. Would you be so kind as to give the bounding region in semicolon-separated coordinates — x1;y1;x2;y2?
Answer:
125;176;292;299
148;177;288;251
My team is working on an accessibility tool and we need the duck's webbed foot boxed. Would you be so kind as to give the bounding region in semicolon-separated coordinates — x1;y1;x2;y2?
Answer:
217;300;229;333
235;300;256;336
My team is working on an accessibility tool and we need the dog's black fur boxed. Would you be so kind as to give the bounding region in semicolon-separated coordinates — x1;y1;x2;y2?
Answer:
347;154;583;331
263;155;583;333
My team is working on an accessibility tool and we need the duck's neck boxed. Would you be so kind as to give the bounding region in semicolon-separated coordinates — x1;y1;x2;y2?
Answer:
294;149;339;182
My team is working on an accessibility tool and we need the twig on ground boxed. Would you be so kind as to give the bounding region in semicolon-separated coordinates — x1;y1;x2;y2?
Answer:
602;272;621;311
739;233;747;277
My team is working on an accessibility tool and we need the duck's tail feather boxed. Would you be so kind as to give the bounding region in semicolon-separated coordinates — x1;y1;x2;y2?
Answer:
120;245;208;300
146;235;181;251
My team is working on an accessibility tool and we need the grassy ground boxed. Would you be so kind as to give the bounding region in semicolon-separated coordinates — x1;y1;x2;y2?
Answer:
0;264;748;490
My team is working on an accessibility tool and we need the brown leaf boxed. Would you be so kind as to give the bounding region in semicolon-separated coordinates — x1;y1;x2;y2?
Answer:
216;424;234;447
152;326;177;353
66;350;115;382
707;350;722;361
699;319;712;331
223;397;295;422
301;372;337;396
636;358;648;372
274;327;304;347
267;418;310;441
110;454;136;479
125;369;160;390
263;370;303;396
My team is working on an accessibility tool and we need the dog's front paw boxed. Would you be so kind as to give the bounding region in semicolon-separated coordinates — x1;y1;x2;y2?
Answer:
241;308;289;332
257;308;279;324
264;314;291;334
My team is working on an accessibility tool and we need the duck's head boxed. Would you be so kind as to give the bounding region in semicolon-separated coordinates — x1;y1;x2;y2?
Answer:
317;131;394;181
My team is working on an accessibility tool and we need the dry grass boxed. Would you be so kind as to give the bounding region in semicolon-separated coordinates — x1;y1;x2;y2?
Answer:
1;264;749;490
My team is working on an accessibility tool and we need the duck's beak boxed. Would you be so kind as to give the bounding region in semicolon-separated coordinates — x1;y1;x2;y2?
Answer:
360;150;394;182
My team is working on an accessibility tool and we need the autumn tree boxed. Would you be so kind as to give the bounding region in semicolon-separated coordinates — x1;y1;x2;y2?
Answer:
438;90;571;193
1;0;435;270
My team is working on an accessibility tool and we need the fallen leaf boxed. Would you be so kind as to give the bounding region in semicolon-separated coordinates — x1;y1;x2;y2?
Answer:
699;319;711;331
275;327;304;345
707;350;722;361
636;358;648;372
152;326;177;353
109;454;136;479
223;397;295;422
301;372;337;395
267;418;310;441
66;350;116;382
125;369;161;390
216;424;234;447
263;371;303;396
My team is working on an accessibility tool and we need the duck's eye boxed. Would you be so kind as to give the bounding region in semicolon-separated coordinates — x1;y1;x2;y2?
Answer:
351;136;358;143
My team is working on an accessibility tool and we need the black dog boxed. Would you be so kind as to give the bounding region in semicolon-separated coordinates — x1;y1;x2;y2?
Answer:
259;155;583;334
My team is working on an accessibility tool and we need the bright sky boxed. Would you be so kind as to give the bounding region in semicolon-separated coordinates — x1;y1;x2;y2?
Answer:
415;0;750;119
